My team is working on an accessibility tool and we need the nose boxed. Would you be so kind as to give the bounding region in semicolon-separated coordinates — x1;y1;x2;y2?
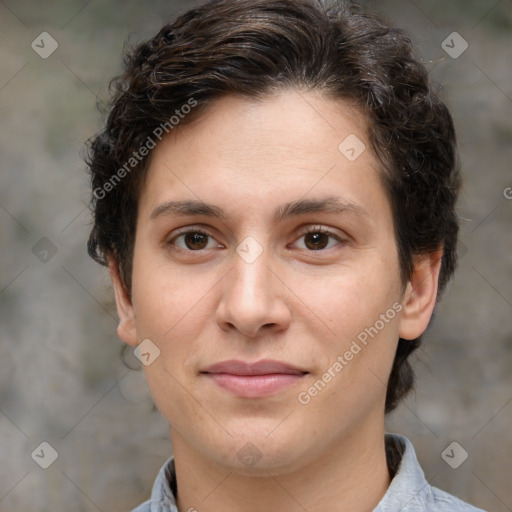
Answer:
216;249;291;338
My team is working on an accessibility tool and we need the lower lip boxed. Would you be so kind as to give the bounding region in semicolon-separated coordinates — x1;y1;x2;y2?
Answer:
204;373;306;398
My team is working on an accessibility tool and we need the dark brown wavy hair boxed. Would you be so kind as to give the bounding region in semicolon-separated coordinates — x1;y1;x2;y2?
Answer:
86;0;460;413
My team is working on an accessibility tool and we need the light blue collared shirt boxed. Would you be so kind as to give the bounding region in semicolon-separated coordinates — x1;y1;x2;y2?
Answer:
131;434;485;512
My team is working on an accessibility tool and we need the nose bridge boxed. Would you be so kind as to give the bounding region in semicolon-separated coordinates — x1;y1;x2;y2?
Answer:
229;247;273;312
217;242;289;336
229;232;271;300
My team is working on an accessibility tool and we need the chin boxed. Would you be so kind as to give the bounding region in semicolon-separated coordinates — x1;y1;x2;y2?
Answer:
207;429;315;476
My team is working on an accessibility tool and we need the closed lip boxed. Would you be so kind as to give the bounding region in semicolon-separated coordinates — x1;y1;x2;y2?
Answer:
201;359;308;376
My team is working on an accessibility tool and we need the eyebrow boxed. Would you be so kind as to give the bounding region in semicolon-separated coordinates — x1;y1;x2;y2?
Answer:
150;196;368;224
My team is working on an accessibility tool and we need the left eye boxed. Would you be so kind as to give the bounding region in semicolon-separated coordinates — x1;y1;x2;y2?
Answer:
171;231;220;251
292;228;343;251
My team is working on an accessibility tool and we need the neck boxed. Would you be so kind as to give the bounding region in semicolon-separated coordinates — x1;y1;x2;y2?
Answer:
171;421;391;512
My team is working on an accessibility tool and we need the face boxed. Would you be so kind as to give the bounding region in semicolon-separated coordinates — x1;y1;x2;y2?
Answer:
112;90;438;476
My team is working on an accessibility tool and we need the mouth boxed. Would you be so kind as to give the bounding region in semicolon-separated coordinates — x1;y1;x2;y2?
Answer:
201;359;309;398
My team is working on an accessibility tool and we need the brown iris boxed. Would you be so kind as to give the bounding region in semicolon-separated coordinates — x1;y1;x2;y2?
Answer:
184;232;209;250
304;232;329;250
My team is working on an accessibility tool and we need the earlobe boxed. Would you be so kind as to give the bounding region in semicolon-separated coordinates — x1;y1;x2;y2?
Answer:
107;256;138;346
398;249;443;341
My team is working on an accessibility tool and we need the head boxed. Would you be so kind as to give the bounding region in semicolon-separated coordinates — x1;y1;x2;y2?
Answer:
87;0;459;473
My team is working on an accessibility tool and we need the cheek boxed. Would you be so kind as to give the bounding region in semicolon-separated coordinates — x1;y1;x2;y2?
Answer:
131;251;219;382
299;255;402;398
294;257;399;337
132;261;208;422
132;250;208;333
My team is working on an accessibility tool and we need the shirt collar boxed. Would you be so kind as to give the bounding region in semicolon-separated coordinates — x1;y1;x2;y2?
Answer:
373;433;434;511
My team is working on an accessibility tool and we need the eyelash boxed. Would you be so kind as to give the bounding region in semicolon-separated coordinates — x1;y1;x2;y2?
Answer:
167;226;346;253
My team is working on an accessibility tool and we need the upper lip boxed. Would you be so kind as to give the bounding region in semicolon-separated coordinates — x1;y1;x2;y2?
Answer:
202;359;307;376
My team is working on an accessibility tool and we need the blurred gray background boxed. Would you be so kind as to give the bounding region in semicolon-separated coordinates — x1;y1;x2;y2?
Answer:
0;1;511;511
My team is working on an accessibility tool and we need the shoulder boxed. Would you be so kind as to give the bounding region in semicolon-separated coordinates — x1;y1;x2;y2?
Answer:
130;457;178;512
429;486;486;512
375;434;486;512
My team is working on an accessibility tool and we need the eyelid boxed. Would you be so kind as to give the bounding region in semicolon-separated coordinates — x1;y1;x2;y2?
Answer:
170;226;215;238
294;224;348;243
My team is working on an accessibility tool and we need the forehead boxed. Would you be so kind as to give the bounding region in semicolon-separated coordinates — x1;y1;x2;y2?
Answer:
138;90;388;224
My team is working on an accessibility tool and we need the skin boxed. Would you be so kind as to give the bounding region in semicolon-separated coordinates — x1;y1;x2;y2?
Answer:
110;90;441;512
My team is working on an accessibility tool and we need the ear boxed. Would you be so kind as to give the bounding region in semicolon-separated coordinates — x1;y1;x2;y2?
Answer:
398;249;443;341
107;256;138;347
